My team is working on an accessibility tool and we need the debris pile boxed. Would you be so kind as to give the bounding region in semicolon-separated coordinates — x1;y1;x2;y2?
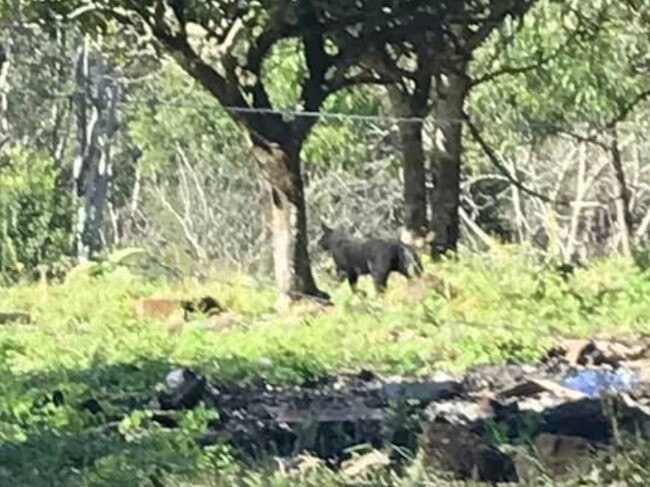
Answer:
40;336;650;483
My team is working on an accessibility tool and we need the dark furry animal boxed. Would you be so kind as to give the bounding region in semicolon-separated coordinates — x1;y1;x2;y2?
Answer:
180;296;224;320
318;224;423;293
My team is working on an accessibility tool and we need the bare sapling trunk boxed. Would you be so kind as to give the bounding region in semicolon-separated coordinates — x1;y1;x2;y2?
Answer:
430;68;469;257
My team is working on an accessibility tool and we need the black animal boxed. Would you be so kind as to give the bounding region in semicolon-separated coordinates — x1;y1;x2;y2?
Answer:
180;296;224;320
318;224;423;293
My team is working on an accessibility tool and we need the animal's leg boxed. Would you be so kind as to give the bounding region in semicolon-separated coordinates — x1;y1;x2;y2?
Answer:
397;266;411;279
397;247;423;279
347;272;360;293
334;267;347;282
372;269;390;294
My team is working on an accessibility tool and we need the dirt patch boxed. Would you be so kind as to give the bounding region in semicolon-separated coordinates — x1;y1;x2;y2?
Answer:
133;298;184;320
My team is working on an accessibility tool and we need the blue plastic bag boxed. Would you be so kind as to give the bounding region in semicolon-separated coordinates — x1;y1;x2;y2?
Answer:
560;368;638;397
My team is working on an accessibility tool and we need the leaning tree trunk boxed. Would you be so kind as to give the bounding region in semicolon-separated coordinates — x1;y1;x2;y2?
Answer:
389;87;428;243
252;140;326;303
609;126;634;258
72;40;120;261
430;67;469;256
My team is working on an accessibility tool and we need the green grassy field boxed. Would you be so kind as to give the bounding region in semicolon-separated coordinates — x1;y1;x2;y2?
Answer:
1;246;649;486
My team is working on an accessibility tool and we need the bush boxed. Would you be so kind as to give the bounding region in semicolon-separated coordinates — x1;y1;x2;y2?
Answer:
0;145;74;283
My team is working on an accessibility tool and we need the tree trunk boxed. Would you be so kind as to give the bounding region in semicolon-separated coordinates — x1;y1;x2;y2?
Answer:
430;67;469;257
72;40;119;261
389;87;428;242
610;127;634;258
252;141;327;303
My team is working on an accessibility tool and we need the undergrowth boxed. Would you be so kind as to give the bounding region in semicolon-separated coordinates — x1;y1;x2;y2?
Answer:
0;245;649;486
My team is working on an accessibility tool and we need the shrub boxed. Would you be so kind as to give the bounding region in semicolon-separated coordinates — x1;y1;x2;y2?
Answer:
0;145;74;283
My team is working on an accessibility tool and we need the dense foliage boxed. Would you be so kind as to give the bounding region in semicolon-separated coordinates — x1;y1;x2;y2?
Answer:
0;146;74;282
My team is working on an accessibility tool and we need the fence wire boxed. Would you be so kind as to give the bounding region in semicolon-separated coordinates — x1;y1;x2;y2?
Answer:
3;88;650;278
98;108;650;275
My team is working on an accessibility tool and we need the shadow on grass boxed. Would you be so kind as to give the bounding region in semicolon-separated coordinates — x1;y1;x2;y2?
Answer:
0;354;307;487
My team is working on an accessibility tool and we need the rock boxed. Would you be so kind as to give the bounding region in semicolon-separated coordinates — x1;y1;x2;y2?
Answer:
629;359;650;384
266;403;385;424
383;378;463;403
418;421;518;483
426;400;491;429
102;357;650;473
0;311;31;325
157;369;207;410
533;433;598;478
540;397;650;443
515;394;566;413
431;370;458;382
464;363;544;394
498;378;587;401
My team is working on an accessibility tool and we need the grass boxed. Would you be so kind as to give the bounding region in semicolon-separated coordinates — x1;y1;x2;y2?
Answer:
0;244;649;486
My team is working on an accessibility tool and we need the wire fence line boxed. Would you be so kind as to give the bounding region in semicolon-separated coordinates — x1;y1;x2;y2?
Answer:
3;73;650;278
117;97;650;132
92;105;650;277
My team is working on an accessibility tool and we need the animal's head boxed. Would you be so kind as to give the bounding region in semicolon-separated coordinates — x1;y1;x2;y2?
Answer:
318;223;351;251
399;227;435;250
318;223;334;251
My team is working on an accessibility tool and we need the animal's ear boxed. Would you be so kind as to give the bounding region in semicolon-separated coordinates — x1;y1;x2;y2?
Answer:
399;227;413;246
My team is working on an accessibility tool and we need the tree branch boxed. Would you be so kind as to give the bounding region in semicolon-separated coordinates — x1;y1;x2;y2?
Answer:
135;9;290;146
464;112;569;206
328;72;394;93
472;59;545;87
606;89;650;129
471;24;582;87
555;127;609;150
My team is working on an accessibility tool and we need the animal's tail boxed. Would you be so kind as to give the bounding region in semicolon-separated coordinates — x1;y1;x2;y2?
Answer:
399;243;424;277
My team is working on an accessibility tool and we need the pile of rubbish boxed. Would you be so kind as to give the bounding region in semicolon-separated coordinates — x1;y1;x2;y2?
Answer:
39;336;650;483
